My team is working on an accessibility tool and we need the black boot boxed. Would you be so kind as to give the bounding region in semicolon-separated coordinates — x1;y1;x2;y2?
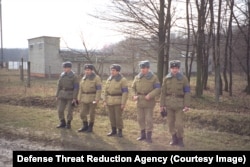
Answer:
178;138;184;147
56;119;66;128
146;131;152;143
117;129;123;137
107;127;117;136
78;121;88;132
65;120;71;129
87;122;94;133
170;133;178;145
137;130;146;141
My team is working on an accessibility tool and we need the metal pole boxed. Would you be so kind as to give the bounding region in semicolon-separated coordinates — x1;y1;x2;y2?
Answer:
27;61;31;87
0;0;3;68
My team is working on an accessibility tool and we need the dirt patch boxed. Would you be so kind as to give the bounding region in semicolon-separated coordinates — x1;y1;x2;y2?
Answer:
0;136;64;167
0;95;56;109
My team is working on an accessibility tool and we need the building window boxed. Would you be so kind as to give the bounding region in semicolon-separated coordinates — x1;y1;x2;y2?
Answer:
38;42;43;49
29;44;34;49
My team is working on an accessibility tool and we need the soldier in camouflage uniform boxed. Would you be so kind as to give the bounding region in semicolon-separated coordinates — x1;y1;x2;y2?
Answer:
77;64;102;133
160;60;190;147
104;64;128;137
131;60;161;143
55;61;79;129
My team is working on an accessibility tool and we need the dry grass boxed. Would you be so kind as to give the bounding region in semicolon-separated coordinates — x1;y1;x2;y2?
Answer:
1;69;250;150
1;104;250;150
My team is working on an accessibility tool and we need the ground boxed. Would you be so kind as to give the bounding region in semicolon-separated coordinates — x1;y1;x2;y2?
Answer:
0;69;250;166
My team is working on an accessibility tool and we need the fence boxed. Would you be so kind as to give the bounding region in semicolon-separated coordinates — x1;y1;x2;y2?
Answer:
8;61;28;70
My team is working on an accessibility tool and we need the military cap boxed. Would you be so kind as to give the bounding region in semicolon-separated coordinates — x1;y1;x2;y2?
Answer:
62;61;72;68
84;64;94;70
169;60;181;68
110;64;121;71
139;60;150;68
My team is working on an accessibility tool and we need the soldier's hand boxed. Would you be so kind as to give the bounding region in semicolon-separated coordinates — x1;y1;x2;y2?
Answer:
132;96;138;101
145;94;151;100
121;105;125;111
103;101;107;107
183;106;189;112
93;100;99;104
160;107;167;118
160;106;166;112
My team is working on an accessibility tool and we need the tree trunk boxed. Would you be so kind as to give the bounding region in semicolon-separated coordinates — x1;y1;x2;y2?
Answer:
185;0;191;81
215;0;222;102
164;0;171;77
247;1;250;94
195;0;206;97
158;0;165;83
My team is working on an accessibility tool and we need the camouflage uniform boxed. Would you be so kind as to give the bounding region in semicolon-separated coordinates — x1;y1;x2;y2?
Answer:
55;61;79;129
131;60;161;143
104;64;128;137
160;60;191;147
77;64;102;133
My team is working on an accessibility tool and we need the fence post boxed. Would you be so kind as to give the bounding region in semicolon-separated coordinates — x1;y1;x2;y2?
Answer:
20;58;24;81
77;63;81;76
48;65;51;79
27;61;31;87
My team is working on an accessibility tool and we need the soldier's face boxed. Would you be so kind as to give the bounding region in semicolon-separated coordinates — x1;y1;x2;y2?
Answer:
111;69;119;76
140;67;149;75
84;69;92;76
170;67;180;75
63;67;71;73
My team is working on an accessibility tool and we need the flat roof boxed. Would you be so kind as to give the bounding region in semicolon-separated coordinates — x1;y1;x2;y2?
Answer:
27;36;60;40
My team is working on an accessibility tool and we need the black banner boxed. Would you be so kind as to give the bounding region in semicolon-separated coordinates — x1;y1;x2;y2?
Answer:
13;151;249;167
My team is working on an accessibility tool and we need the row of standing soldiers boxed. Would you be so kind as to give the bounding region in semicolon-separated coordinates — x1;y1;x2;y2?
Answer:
55;60;190;147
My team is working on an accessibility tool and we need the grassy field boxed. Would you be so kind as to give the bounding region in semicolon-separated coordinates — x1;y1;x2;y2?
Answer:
0;69;250;150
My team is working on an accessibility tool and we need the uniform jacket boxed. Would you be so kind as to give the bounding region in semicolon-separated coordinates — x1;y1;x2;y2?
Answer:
56;71;79;99
77;72;102;103
160;72;190;108
131;71;161;107
104;74;128;105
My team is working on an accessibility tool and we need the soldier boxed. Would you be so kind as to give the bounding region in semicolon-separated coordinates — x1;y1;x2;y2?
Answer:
55;61;79;129
103;64;128;137
77;64;102;133
131;60;161;143
160;60;190;147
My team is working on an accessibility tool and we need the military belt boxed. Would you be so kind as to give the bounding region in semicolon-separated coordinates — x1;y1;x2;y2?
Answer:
82;92;96;94
107;93;122;96
166;93;184;98
137;93;149;95
61;88;74;91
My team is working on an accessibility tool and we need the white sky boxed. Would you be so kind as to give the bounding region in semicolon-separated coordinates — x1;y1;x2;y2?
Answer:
1;0;124;49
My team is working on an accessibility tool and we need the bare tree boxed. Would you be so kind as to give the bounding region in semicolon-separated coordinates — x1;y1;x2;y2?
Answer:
91;0;174;83
223;0;234;96
195;0;208;97
232;0;250;94
63;32;109;77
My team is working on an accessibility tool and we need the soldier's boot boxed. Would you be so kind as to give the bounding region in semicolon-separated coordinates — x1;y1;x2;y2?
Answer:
65;120;71;129
107;127;117;136
117;129;123;137
78;122;88;132
170;134;178;146
56;119;66;128
87;122;94;133
137;129;146;141
146;131;152;143
177;138;184;147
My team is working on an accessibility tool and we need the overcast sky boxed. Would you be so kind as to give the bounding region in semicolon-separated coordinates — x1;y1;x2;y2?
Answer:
1;0;124;49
